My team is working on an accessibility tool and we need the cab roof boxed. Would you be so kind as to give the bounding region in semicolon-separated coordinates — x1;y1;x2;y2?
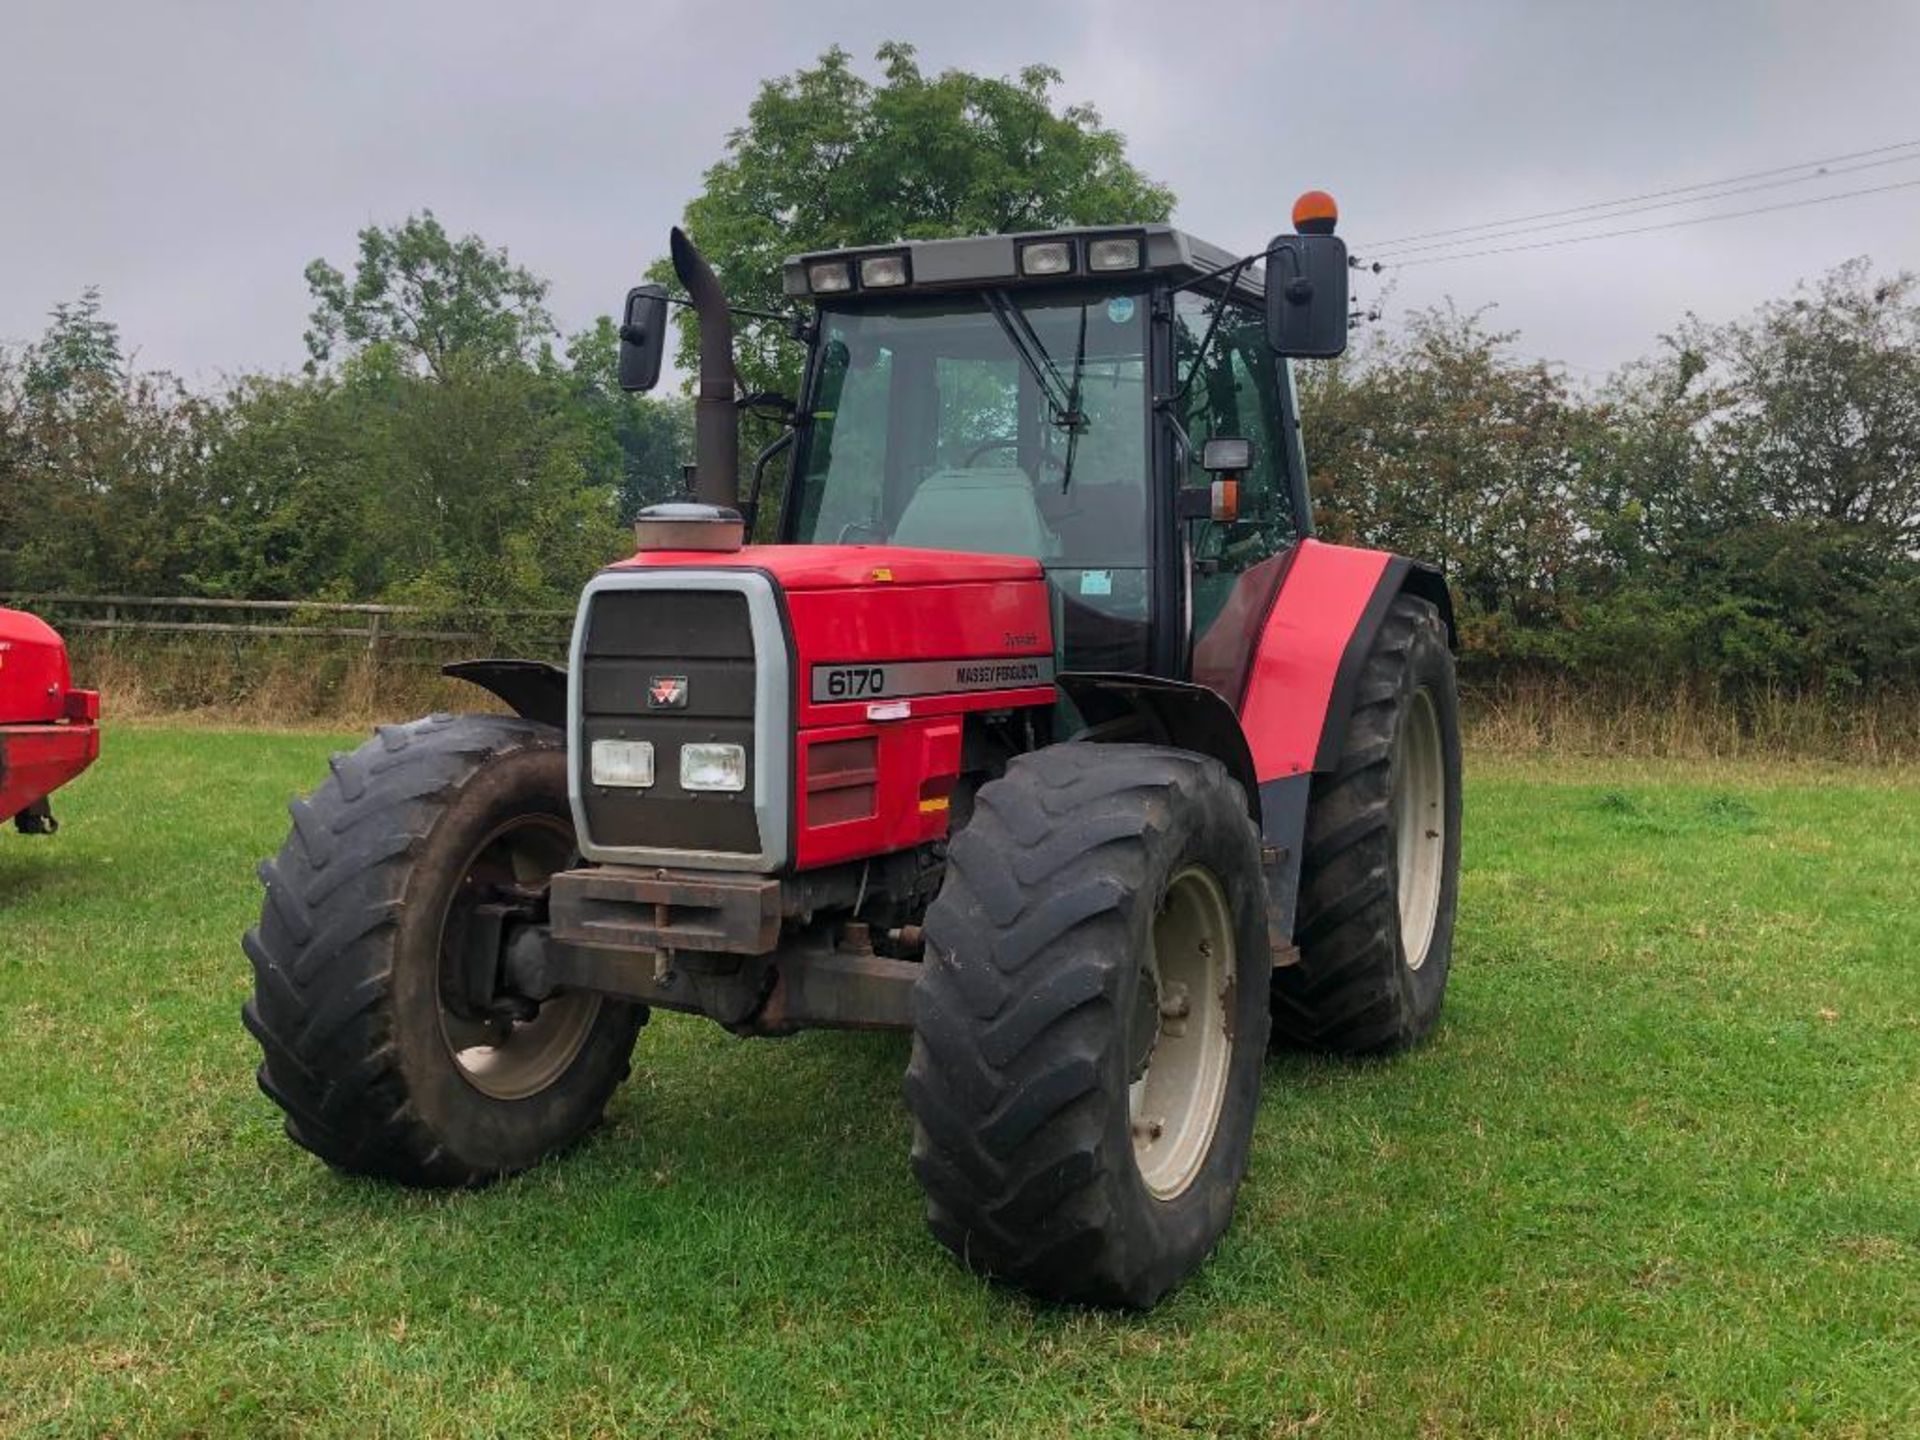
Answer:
782;225;1264;305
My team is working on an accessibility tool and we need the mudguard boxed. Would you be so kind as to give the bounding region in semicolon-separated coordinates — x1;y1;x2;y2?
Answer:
443;659;567;730
1192;538;1452;781
1059;669;1290;962
1185;538;1456;947
1058;671;1258;817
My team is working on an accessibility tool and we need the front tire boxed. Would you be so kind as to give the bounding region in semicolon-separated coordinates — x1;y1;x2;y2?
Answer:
1273;594;1463;1053
242;713;644;1186
906;743;1270;1307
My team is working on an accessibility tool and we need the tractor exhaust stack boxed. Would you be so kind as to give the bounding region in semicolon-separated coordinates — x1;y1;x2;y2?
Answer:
670;227;740;509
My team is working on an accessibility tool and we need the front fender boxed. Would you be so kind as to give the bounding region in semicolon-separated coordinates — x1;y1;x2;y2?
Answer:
1058;671;1258;816
442;659;567;730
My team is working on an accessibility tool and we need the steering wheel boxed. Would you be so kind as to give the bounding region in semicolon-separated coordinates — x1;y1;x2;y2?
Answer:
963;437;1019;466
962;437;1067;473
837;518;883;543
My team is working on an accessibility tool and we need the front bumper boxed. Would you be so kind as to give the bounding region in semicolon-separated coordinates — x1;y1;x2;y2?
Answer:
530;864;917;1035
548;865;782;956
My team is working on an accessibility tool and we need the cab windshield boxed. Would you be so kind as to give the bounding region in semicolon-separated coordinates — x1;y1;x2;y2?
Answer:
790;289;1152;670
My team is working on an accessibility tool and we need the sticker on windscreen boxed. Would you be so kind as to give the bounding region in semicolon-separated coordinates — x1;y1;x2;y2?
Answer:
1106;296;1135;324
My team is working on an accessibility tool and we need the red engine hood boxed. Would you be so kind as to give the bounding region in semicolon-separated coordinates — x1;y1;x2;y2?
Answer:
594;542;1056;874
606;543;1043;591
602;542;1055;702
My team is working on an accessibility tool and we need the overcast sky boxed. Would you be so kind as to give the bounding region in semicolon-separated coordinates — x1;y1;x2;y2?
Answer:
6;0;1918;385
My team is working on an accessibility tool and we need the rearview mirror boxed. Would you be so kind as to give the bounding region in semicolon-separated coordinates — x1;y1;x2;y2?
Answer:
617;283;669;392
1263;235;1349;359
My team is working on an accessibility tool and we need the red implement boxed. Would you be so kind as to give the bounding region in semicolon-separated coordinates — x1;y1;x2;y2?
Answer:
0;608;101;832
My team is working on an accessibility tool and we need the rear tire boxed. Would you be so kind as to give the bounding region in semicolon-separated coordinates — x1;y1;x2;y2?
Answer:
906;743;1269;1307
1273;595;1462;1053
242;713;644;1186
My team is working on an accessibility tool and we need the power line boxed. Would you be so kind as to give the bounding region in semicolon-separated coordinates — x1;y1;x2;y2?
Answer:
1383;175;1920;268
1368;151;1920;260
1360;137;1920;253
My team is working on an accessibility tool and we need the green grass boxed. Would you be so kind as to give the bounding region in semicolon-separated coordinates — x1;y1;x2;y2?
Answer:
2;729;1916;1438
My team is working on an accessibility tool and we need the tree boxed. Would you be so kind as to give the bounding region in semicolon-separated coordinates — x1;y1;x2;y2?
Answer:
0;363;214;596
1583;261;1920;692
0;290;218;596
23;287;122;404
650;43;1176;395
1301;304;1597;652
561;317;693;523
1703;259;1920;549
184;373;378;601
304;212;556;378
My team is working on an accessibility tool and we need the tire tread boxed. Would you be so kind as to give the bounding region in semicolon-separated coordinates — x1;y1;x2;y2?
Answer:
243;713;624;1187
906;743;1263;1306
1272;596;1458;1053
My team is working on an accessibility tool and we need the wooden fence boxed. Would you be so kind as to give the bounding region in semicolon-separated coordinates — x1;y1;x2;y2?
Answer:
2;592;574;653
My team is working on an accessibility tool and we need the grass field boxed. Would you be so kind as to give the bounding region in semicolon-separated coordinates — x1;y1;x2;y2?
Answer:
2;727;1915;1437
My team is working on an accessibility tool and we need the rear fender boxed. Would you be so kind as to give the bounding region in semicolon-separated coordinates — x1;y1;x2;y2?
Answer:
1234;539;1455;780
1312;555;1454;772
443;659;567;730
1173;540;1455;947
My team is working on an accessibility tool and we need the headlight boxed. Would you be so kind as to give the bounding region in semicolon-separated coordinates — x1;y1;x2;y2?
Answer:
680;742;748;792
1087;235;1142;271
590;739;655;788
807;260;853;294
1018;240;1074;277
858;253;910;288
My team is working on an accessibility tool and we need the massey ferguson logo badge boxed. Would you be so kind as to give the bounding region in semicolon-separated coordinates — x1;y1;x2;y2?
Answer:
647;675;688;709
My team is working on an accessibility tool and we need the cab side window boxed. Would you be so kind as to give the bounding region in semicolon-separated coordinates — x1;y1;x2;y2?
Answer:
1174;292;1298;689
797;339;894;542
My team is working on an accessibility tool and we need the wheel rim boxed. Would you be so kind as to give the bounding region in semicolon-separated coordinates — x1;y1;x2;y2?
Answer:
435;813;600;1101
1394;687;1447;971
1129;866;1235;1200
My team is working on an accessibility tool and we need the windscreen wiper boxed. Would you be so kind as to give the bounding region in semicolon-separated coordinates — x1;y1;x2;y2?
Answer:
982;290;1085;431
1057;302;1089;494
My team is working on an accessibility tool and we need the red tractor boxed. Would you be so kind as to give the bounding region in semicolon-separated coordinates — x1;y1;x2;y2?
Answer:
244;195;1461;1307
0;607;101;836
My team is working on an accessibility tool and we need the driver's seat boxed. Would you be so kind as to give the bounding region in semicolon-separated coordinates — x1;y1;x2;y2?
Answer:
891;467;1058;559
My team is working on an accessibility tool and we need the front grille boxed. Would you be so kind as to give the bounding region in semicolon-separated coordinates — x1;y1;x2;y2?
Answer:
576;588;761;857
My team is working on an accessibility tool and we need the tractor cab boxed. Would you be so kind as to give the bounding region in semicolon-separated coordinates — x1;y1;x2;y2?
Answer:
622;213;1351;684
